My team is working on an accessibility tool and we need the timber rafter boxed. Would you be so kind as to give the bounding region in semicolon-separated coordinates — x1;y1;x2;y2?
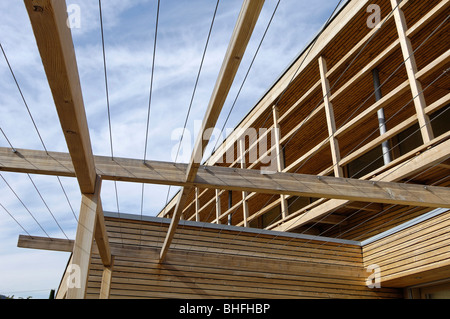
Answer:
1;146;449;209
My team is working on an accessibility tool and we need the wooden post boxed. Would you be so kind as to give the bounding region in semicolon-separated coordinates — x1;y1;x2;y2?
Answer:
24;0;97;194
195;188;200;222
239;138;250;227
272;106;289;218
67;177;102;299
215;189;221;224
99;257;114;299
318;56;344;177
228;190;233;225
390;0;434;143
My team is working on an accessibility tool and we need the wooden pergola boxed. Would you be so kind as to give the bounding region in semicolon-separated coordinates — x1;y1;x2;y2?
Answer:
4;0;450;299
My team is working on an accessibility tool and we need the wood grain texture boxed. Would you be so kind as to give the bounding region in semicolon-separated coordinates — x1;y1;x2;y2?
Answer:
390;0;434;142
2;146;449;208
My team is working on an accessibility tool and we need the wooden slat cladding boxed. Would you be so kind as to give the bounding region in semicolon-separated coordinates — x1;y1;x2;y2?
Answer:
362;209;450;287
84;216;401;299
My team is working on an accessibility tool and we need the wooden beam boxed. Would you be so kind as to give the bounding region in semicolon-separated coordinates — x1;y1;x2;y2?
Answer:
404;0;449;39
23;182;111;299
271;131;450;231
19;233;112;299
94;199;111;267
24;0;96;194
2;146;450;208
203;0;446;173
318;56;343;177
18;234;73;252
159;185;190;261
391;0;434;143
159;0;264;262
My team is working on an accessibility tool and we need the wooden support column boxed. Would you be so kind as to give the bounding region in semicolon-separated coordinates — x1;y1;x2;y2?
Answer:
318;56;343;177
227;191;232;225
99;257;114;299
195;188;200;222
215;189;222;224
239;138;250;227
272;105;289;218
390;0;434;143
67;177;102;299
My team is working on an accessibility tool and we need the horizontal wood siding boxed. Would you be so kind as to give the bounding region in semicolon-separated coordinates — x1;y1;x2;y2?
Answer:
362;209;450;287
85;216;401;299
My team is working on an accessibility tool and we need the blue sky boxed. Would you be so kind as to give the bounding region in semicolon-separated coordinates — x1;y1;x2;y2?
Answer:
0;0;343;299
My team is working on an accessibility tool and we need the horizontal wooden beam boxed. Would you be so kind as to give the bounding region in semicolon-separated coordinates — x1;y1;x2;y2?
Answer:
18;234;73;252
1;147;450;208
